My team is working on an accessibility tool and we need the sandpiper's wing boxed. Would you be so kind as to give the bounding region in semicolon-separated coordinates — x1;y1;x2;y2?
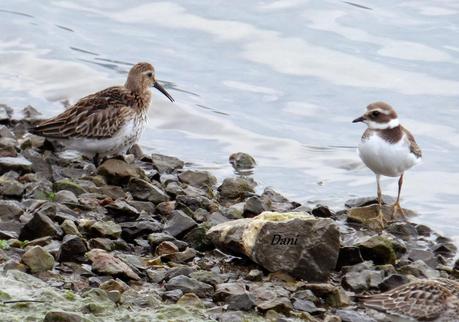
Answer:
401;126;422;159
31;86;135;139
360;280;450;320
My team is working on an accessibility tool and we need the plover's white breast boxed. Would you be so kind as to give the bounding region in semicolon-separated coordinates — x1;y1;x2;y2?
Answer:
358;133;421;177
63;119;143;158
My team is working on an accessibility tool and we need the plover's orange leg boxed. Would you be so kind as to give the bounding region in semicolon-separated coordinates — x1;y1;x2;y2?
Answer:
392;173;407;220
375;174;386;229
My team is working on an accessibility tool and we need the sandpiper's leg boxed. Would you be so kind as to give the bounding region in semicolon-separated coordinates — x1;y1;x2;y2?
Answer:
392;173;407;220
375;174;386;228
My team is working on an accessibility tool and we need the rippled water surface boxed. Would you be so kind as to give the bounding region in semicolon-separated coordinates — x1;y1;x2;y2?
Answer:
1;0;459;241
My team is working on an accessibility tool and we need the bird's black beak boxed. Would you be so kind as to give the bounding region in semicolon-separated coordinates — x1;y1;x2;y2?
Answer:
352;116;365;123
153;81;175;102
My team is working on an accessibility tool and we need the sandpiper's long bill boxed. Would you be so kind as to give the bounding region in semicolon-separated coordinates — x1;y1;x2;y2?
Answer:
353;102;422;227
31;62;174;161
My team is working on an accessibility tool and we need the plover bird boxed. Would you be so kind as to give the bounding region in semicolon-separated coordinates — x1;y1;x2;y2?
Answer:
31;62;174;162
360;279;459;321
353;102;422;227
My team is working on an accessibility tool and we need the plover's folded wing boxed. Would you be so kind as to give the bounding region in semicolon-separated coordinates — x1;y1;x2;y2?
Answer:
32;87;134;139
360;281;449;320
402;126;422;159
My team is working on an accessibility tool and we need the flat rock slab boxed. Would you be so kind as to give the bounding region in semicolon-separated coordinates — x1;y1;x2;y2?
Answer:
207;211;340;282
86;249;140;280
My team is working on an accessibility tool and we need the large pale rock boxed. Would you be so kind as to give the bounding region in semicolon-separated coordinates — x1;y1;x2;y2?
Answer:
207;212;340;282
97;159;145;185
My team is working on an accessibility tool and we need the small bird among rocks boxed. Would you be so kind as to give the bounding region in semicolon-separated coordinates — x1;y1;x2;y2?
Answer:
353;102;422;227
360;279;459;321
31;62;174;163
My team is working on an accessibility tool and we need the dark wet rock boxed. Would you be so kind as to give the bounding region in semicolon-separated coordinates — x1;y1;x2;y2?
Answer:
0;176;24;196
19;213;63;240
433;242;457;257
57;235;88;262
127;177;169;204
386;222;418;240
301;283;350;307
358;236;397;265
0;156;32;174
150;153;184;173
178;170;216;189
182;224;213;251
407;249;438;267
163;210;197;237
243;196;268;217
120;220;161;242
398;259;440;278
336;246;364;270
416;224;432;236
176;194;213;212
43;311;83;322
127;200;156;216
55;190;79;204
163;289;183;302
207;212;340;282
105;199;140;222
53;179;87;196
86;249;140;280
336;309;376;322
165;275;213;298
165;266;196;280
218;177;256;205
229;152;256;173
311;205;334;218
97;159;145;185
156;240;179;255
0;200;24;220
345;195;395;208
89;221;122;239
21;245;54;273
378;274;410;291
214;282;255;311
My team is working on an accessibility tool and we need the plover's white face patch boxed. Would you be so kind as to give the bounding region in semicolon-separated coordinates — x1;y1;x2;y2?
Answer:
367;118;400;130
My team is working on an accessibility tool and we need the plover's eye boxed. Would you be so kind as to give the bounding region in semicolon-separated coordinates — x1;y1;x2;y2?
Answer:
371;111;380;117
146;72;153;78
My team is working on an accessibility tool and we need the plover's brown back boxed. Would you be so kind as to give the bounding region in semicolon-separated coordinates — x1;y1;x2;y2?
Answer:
360;279;459;321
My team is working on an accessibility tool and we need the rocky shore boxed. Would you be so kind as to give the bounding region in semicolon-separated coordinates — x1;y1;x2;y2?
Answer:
0;104;458;322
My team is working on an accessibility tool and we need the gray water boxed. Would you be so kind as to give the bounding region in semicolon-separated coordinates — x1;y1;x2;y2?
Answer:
1;0;459;242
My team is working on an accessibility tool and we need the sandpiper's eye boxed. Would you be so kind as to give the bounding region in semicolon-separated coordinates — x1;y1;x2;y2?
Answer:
146;72;153;78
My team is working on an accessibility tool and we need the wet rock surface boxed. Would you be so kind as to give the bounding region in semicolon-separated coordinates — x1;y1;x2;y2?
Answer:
0;115;457;322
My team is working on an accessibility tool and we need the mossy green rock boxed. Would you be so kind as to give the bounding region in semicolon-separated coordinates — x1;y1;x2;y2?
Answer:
53;179;87;196
358;236;397;265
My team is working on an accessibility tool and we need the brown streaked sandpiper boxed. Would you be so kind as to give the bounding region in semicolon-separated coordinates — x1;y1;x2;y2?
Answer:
30;62;174;163
360;278;459;321
353;102;422;227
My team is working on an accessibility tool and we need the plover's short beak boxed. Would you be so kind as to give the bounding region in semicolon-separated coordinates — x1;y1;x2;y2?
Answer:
352;116;365;123
153;81;175;102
